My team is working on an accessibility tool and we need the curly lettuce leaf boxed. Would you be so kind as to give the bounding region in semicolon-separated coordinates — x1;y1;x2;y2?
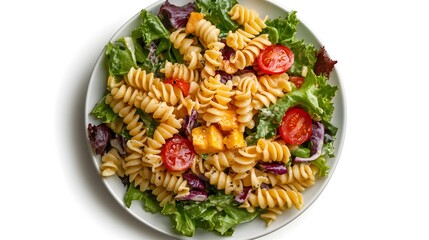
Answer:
195;0;239;37
131;10;183;65
263;11;317;76
312;156;330;177
105;41;138;77
264;11;299;44
162;203;196;237
133;9;170;46
287;38;318;76
124;184;161;213
162;191;260;236
90;96;118;123
248;69;338;144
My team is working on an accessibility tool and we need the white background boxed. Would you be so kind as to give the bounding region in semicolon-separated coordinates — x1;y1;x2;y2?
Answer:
1;0;428;239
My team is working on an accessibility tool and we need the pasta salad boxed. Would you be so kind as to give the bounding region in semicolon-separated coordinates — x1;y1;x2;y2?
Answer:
87;0;338;237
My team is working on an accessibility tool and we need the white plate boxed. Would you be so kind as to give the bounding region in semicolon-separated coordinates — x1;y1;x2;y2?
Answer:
84;0;346;239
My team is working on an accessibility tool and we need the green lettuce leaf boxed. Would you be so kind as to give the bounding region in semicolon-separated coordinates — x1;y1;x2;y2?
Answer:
124;184;161;213
248;69;338;144
90;96;118;123
134;9;170;46
105;41;138;77
286;38;318;76
136;109;158;138
312;156;330;177
263;11;317;76
162;191;260;236
195;0;239;37
162;203;196;237
264;11;299;44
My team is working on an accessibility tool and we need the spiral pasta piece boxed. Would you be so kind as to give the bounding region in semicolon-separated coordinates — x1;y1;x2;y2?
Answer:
105;94;147;144
196;75;223;112
229;4;267;35
125;67;161;92
231;146;260;174
253;73;292;110
260;206;286;226
242;168;269;188
149;80;183;106
278;178;316;192
150;170;190;195
274;163;317;184
138;93;175;123
169;28;203;70
161;61;200;83
255;139;291;164
151;186;175;207
123;146;143;183
201;48;224;80
243;187;303;210
190;154;207;176
152;116;182;145
204;167;243;195
204;150;235;171
195;18;220;47
202;80;235;125
230;34;271;70
234;75;258;132
107;75;123;90
100;148;124;177
226;29;255;50
132;167;152;192
229;4;259;25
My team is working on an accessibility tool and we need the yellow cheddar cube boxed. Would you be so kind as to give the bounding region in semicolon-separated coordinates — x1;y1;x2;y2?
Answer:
185;12;204;34
218;110;239;131
191;126;208;154
191;125;225;154
223;129;246;150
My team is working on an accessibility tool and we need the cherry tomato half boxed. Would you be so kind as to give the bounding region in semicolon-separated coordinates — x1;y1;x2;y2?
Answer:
289;76;305;88
257;45;294;74
164;78;190;97
279;108;313;145
161;135;195;172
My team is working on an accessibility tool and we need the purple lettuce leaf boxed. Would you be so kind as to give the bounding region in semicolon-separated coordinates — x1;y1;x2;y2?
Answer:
109;134;127;155
235;187;252;203
183;172;205;190
182;109;198;138
258;162;288;175
219;39;235;61
175;189;208;202
158;0;195;30
215;70;233;84
87;123;113;155
295;121;325;162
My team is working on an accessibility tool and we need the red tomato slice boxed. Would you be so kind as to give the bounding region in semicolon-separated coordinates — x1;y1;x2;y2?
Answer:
161;135;195;172
164;78;190;97
289;76;305;88
279;108;313;145
257;45;294;74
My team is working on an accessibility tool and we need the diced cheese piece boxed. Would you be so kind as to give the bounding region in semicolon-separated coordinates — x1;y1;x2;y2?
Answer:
207;125;225;153
218;110;239;131
191;125;225;154
185;12;205;34
223;129;246;150
192;126;208;154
